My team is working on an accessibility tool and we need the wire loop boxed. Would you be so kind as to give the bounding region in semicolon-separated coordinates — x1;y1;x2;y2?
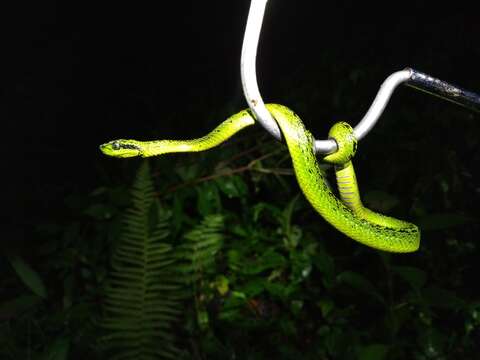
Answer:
241;1;480;154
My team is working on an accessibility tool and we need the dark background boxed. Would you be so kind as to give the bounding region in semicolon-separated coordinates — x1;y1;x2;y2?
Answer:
6;1;478;236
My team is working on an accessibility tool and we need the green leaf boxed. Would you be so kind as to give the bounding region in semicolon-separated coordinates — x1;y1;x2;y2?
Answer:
336;271;384;305
317;297;335;318
290;300;304;316
0;295;42;319
99;162;183;358
227;249;242;271
391;266;427;290
290;251;312;282
108;186;131;207
416;327;446;358
363;190;399;212
175;163;200;181
264;281;297;299
42;337;70;360
324;326;350;356
252;202;282;222
418;213;474;231
8;256;47;298
312;246;335;287
357;344;389;360
240;279;267;297
196;183;221;216
215;175;248;198
421;286;466;309
281;195;302;250
240;250;287;275
215;275;229;296
282;194;300;231
84;203;116;220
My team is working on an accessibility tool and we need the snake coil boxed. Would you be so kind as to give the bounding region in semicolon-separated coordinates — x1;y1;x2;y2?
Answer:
100;104;420;252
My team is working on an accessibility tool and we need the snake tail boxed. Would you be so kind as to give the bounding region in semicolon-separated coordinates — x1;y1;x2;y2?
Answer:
266;104;419;253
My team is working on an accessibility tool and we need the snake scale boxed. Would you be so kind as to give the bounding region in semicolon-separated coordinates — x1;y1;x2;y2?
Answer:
100;104;420;252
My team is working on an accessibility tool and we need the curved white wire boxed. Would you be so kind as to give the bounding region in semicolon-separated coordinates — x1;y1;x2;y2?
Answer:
353;69;412;140
240;0;282;140
240;0;411;153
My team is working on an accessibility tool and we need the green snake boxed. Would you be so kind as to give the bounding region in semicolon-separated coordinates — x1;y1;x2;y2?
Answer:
100;104;420;252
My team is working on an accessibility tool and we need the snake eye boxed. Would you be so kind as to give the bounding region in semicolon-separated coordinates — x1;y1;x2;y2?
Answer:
112;141;120;150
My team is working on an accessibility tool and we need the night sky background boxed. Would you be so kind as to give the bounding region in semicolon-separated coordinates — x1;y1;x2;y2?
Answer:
6;1;478;239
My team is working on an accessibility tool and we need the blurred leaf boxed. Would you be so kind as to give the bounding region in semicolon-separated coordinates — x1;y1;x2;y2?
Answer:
252;202;282;222
89;186;107;196
282;194;300;233
284;226;302;249
83;203;116;220
8;256;47;298
227;249;242;271
281;195;302;250
197;309;210;331
240;250;287;275
312;245;335;288
42;337;70;360
175;163;200;181
416;327;446;358
325;326;350;357
337;271;384;305
317;297;335;318
265;282;297;299
418;213;474;231
421;286;466;309
216;175;248;198
215;275;229;296
0;295;42;320
290;300;304;315
290;251;312;282
107;186;131;206
364;190;399;212
240;278;267;297
357;344;389;360
196;182;221;216
391;266;427;290
172;192;187;233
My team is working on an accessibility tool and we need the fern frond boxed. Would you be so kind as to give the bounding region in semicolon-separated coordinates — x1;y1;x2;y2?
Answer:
99;161;184;359
177;214;224;284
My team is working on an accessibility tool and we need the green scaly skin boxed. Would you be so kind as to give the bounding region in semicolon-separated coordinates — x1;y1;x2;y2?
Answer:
100;104;420;252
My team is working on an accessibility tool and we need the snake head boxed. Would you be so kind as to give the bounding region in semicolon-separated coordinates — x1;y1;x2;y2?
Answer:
99;139;143;158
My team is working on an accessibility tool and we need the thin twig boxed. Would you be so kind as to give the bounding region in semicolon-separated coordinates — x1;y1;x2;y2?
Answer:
156;149;292;197
152;129;272;178
215;139;273;170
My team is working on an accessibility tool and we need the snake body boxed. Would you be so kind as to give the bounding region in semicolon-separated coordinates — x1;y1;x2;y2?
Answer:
100;104;419;252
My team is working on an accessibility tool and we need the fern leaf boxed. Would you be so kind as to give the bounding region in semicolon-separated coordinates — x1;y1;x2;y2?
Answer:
177;214;224;284
99;161;183;359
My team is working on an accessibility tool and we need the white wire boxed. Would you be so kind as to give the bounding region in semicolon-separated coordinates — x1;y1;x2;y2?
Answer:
240;0;411;153
240;0;282;140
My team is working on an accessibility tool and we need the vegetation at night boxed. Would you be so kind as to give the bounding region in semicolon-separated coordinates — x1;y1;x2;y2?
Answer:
3;2;479;359
3;94;479;357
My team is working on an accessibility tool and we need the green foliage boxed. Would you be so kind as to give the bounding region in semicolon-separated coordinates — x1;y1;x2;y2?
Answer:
177;215;225;332
7;255;48;298
99;162;184;360
3;73;479;359
177;214;224;284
